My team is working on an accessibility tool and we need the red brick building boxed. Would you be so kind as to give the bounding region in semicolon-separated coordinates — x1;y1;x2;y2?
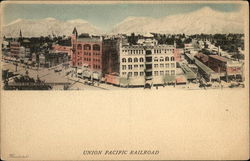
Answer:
195;52;209;65
208;55;242;76
52;44;72;57
71;28;102;75
10;41;21;58
174;48;182;62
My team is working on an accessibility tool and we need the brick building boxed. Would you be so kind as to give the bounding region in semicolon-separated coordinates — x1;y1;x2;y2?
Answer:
71;28;102;79
10;41;21;58
52;44;72;58
207;55;243;80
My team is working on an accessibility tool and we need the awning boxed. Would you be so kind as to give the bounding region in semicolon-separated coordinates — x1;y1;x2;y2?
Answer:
163;75;175;83
176;76;187;84
92;72;100;79
82;70;91;77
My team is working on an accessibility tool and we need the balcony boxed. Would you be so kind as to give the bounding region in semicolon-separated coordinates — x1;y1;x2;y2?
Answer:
145;68;152;72
146;50;152;55
145;57;152;61
145;61;152;65
145;75;153;80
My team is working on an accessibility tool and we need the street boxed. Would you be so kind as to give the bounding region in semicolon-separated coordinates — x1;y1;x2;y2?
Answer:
2;61;113;90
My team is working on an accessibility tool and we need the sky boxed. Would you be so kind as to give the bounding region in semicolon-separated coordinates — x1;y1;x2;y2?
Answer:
2;2;242;31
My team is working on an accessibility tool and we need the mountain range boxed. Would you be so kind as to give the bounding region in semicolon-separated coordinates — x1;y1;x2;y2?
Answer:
2;7;244;37
3;17;101;37
111;7;244;35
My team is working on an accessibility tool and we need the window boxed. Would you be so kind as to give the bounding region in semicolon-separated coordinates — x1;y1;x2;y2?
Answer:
128;58;132;62
154;71;158;76
122;72;126;76
128;72;132;77
160;71;164;75
166;63;170;68
134;58;138;62
166;70;170;75
154;64;158;68
160;57;164;62
165;57;169;61
93;44;100;51
134;65;138;68
160;64;164;68
122;65;126;70
139;57;144;62
171;56;175;61
122;58;126;63
77;44;82;50
134;72;138;76
84;44;91;50
128;65;133;70
154;57;158;62
171;63;175;68
171;70;175;75
140;72;144;76
140;64;144;68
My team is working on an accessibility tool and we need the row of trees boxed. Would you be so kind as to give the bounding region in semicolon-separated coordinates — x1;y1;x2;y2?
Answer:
126;33;193;48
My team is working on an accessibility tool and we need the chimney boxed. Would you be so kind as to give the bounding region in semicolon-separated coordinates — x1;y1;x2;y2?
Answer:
218;46;221;56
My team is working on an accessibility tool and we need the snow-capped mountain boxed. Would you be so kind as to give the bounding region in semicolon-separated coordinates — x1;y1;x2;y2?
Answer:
3;18;102;37
2;7;245;37
111;7;244;34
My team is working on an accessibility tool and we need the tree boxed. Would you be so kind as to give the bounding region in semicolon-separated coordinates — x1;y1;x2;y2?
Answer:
184;38;192;44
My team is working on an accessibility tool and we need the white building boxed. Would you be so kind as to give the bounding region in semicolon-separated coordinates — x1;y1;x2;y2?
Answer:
119;38;177;86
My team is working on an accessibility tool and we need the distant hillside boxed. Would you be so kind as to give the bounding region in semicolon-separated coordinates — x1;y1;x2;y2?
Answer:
3;18;102;37
111;7;244;35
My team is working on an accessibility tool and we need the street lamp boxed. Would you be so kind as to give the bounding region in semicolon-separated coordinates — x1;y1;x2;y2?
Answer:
14;62;18;72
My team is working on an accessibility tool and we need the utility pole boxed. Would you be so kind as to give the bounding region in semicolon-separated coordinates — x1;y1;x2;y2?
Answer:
15;62;18;72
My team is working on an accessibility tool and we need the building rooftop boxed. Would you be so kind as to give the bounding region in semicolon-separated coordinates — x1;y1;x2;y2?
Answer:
185;53;194;60
77;37;102;43
209;54;228;62
194;57;215;75
22;39;30;43
180;64;197;80
195;53;209;63
142;33;154;38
